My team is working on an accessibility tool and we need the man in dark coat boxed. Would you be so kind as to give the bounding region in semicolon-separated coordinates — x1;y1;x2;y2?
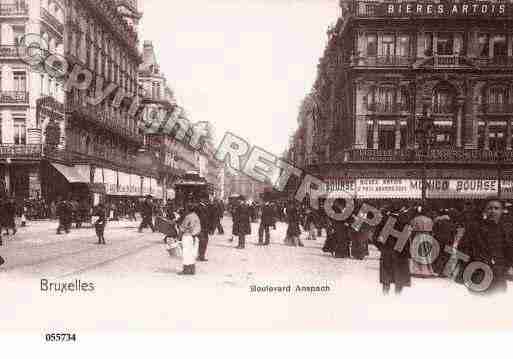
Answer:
212;199;225;234
3;198;16;236
432;208;458;276
458;198;513;295
197;199;213;261
138;196;155;232
233;196;251;249
374;207;412;295
258;201;275;246
56;197;73;234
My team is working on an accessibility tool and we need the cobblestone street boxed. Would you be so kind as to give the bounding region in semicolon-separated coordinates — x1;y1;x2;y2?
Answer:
1;217;512;331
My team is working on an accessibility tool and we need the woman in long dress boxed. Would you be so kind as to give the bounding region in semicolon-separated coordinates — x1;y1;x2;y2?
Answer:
178;202;201;275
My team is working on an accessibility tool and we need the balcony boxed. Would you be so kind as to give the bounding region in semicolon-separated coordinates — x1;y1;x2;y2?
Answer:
355;1;381;17
67;103;144;145
481;103;513;115
474;56;513;68
41;7;64;34
0;144;42;160
434;55;462;68
0;3;28;16
353;56;412;67
368;103;409;114
0;45;25;58
343;149;508;163
0;91;29;104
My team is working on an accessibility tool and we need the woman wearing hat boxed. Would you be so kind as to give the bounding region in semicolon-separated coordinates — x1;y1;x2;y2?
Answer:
177;200;201;275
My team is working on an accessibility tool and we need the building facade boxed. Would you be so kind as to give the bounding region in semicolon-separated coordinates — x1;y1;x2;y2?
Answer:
292;0;513;202
0;0;66;200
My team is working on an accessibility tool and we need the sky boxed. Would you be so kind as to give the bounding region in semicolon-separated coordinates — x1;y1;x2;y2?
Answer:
139;0;340;155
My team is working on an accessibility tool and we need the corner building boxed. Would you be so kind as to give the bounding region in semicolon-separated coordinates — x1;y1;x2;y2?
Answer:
302;0;513;204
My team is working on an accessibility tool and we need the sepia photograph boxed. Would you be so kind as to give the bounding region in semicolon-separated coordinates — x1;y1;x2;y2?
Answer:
0;0;513;348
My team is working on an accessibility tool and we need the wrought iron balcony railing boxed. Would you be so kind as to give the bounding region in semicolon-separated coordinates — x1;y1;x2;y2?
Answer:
0;144;42;160
0;45;25;58
474;57;513;67
481;103;513;114
368;102;409;113
434;55;462;67
360;56;413;67
0;3;28;16
344;148;511;163
0;91;29;104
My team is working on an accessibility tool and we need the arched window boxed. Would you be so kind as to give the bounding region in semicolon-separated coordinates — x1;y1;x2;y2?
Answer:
487;85;508;112
433;86;454;114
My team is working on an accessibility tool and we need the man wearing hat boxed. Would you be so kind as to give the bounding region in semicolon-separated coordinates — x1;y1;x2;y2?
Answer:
138;195;156;233
233;196;251;249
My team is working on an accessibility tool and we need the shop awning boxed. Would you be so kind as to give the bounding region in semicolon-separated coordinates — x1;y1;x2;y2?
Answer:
51;163;89;183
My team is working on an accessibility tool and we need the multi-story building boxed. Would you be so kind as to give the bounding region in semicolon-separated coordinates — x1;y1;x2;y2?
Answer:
293;0;513;203
139;40;199;200
56;0;152;205
0;0;66;200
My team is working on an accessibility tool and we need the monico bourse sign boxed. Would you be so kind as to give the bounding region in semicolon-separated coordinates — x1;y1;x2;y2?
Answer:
383;1;508;17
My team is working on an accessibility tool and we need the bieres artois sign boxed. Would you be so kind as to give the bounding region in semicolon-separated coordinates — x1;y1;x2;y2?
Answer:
383;1;508;17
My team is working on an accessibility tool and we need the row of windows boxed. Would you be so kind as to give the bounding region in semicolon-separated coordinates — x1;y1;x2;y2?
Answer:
67;1;139;97
364;124;513;151
363;32;510;58
365;85;511;114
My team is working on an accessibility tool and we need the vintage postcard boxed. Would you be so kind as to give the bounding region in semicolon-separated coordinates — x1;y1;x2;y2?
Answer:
0;0;513;342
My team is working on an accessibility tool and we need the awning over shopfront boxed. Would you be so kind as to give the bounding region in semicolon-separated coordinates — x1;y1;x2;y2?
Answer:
103;168;118;195
117;171;131;196
51;163;89;183
129;174;142;196
142;177;151;196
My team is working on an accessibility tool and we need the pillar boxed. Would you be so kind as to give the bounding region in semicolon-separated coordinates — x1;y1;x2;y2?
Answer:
507;119;512;151
484;120;490;150
373;118;379;149
456;99;464;148
395;119;401;150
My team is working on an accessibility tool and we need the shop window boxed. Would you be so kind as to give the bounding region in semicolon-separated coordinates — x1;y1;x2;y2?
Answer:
437;34;454;55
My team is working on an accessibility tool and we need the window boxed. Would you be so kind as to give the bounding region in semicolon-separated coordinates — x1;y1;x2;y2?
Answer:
489;131;506;151
487;86;508;112
478;34;490;57
13;118;26;145
13;72;26;92
376;86;395;112
397;35;410;57
433;87;453;113
0;117;2;144
492;35;507;57
13;26;25;46
437;34;454;55
425;33;433;56
382;34;395;59
367;34;377;56
379;129;395;150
